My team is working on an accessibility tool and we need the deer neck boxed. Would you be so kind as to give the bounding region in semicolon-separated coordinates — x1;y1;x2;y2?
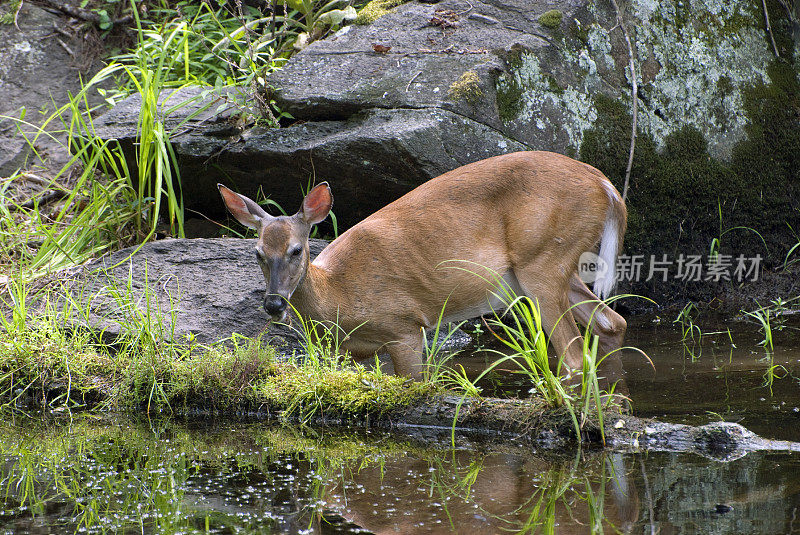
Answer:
290;263;331;321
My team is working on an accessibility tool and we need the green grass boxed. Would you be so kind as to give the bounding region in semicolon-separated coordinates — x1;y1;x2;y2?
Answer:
708;199;769;262
0;118;141;280
1;10;202;282
2;0;332;285
674;301;703;360
742;300;789;395
0;269;439;420
427;261;632;444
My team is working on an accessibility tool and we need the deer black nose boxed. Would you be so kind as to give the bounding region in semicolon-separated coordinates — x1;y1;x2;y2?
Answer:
264;294;287;317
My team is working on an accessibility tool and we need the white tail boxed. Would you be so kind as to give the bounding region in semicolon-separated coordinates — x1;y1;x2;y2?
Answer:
220;151;627;379
594;182;627;299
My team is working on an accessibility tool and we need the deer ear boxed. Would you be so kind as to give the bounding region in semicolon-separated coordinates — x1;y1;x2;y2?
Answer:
218;184;271;230
300;182;333;225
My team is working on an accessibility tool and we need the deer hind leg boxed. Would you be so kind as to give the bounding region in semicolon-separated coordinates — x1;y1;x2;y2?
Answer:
511;268;584;373
568;274;630;397
568;274;627;357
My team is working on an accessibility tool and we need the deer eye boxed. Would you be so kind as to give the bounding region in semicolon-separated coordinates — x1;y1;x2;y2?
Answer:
254;251;263;263
289;245;303;258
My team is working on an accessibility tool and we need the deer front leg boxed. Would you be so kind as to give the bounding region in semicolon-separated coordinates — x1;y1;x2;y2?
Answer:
385;335;426;380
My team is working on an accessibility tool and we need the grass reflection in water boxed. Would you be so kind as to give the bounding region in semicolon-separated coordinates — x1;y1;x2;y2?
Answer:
1;415;633;534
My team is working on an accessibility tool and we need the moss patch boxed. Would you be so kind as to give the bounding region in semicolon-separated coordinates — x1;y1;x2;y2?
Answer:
0;316;433;418
496;50;525;122
448;71;483;103
538;10;563;30
256;363;430;418
355;0;407;25
579;59;800;303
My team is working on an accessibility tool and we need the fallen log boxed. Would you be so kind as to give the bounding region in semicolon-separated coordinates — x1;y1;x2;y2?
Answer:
180;394;800;461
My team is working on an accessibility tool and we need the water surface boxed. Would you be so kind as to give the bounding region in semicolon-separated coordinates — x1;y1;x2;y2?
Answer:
2;318;800;534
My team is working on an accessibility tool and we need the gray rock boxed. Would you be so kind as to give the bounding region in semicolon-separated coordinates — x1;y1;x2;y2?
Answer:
87;86;243;141
93;90;527;227
271;0;791;160
268;0;552;131
0;3;100;175
71;238;325;351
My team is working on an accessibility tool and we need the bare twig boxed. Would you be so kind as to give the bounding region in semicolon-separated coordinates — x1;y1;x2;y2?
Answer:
20;173;51;188
406;71;422;91
762;0;780;57
20;190;67;210
57;38;75;57
13;0;23;30
454;0;474;17
38;0;132;26
609;0;638;202
51;21;73;39
776;0;795;18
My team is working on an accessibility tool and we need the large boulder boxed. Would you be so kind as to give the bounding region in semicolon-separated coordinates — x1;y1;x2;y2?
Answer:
70;237;327;349
89;0;798;224
271;0;792;160
92;88;527;227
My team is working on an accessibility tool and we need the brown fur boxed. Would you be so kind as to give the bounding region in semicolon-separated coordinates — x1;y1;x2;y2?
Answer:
220;151;627;379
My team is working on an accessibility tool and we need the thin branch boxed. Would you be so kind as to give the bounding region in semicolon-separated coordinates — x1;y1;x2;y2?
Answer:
13;0;23;30
762;0;780;57
405;71;422;91
38;0;133;26
56;38;75;57
609;0;638;202
454;0;474;17
20;190;67;210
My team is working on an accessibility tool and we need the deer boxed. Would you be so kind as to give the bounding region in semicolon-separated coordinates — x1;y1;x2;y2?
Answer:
219;151;627;380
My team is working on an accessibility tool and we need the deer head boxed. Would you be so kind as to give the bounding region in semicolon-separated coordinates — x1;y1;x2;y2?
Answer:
218;183;333;321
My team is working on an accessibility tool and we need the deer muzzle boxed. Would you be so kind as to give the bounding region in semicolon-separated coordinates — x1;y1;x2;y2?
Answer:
264;293;288;320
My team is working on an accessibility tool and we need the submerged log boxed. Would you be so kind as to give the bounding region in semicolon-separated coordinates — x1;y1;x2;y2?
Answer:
380;397;800;461
180;394;800;461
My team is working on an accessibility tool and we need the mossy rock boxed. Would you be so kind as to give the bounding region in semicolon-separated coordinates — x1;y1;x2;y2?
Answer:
538;10;563;30
580;59;800;303
449;71;483;104
355;0;407;25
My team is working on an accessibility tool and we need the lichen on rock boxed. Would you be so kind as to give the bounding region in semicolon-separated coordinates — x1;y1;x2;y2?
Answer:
633;0;775;159
496;48;598;152
494;0;789;161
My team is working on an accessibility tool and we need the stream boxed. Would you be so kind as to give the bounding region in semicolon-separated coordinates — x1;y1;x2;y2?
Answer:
2;317;799;534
